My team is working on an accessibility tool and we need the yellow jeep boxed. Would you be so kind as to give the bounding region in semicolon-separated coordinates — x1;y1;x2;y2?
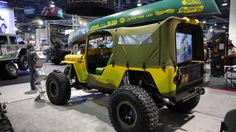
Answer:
46;17;206;132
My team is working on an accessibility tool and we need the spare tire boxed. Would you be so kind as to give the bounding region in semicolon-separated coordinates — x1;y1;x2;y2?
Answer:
18;55;28;70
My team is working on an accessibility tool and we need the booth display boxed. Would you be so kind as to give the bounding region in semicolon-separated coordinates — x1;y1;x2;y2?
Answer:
210;30;227;77
24;1;63;19
34;51;47;101
0;8;15;34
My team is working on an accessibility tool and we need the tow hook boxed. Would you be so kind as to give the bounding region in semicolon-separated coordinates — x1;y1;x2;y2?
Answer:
197;87;205;95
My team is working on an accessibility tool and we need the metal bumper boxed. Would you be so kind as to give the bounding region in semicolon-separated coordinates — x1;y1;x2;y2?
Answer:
175;85;205;103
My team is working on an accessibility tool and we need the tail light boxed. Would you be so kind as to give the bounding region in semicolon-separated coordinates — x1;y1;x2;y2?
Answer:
173;76;178;85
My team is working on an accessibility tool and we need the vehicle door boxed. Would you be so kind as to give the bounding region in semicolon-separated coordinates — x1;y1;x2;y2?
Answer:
8;36;21;59
86;31;116;89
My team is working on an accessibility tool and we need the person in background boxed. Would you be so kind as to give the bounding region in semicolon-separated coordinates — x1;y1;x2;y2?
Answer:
27;44;37;91
228;42;236;65
204;42;210;62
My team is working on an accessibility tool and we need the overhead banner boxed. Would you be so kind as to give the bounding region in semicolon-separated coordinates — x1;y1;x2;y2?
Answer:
0;8;15;34
24;1;63;19
69;0;220;45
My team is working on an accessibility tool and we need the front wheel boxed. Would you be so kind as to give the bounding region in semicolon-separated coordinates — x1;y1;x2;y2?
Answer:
46;71;71;105
167;95;200;113
2;62;17;79
109;85;159;132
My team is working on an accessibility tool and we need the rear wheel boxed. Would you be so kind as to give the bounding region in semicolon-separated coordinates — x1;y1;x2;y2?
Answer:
18;55;28;70
167;95;200;113
109;85;159;132
46;71;71;105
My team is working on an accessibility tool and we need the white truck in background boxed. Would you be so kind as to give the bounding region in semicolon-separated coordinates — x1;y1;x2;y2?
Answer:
0;34;28;79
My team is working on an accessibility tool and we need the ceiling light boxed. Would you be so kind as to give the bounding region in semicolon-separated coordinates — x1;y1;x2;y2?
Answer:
223;25;227;29
0;1;7;4
38;20;44;25
203;20;206;24
14;27;18;31
137;0;142;6
50;4;55;8
83;22;87;26
214;23;217;26
222;3;228;6
137;3;142;6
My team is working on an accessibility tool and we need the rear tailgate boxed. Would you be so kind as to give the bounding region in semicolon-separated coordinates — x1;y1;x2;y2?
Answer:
175;62;205;101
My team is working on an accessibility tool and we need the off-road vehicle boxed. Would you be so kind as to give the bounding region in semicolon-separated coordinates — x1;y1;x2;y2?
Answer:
46;17;206;131
0;34;28;79
46;0;219;131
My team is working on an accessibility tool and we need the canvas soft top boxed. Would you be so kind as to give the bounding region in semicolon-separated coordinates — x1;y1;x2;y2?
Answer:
104;17;204;68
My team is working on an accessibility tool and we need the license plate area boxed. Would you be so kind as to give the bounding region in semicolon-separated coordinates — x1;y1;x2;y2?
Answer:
178;62;204;87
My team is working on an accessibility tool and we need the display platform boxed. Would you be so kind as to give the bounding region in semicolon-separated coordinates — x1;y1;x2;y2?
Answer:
0;63;235;132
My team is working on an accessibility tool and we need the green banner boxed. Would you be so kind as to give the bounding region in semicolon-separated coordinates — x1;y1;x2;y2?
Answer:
69;0;220;45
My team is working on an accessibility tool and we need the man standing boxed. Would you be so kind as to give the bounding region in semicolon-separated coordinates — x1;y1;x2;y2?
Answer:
27;44;37;91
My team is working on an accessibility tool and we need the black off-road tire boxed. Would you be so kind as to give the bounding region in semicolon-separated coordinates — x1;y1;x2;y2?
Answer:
0;116;14;132
2;62;17;79
46;71;71;105
109;85;159;132
167;95;200;113
17;55;28;70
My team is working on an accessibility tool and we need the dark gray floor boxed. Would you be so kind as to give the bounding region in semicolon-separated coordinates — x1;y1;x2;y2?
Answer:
0;63;236;132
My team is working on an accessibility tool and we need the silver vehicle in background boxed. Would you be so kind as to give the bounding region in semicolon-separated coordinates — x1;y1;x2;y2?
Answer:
0;34;28;79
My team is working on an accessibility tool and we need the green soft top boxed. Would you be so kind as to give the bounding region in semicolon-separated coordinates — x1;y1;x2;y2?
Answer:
106;17;204;68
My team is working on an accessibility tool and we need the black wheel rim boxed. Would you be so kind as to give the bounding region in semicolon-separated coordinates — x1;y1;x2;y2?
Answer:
49;81;59;97
116;101;137;128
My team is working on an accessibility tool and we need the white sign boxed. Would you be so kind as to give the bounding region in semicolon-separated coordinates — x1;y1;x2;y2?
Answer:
0;8;15;34
229;0;236;46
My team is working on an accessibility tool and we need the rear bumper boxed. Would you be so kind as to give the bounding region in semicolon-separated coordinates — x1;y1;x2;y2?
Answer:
175;86;205;102
175;78;205;102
